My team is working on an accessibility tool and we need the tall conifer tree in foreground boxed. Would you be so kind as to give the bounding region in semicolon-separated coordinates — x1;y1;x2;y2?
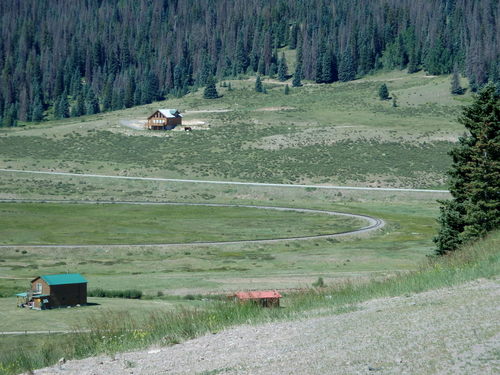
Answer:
434;84;500;254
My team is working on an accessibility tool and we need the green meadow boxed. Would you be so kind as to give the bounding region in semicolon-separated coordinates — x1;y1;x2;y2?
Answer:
0;202;362;245
0;71;467;188
0;71;473;349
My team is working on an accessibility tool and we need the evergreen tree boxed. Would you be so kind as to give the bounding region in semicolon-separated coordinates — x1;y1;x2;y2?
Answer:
257;57;266;76
292;64;302;87
268;62;277;78
284;84;290;95
85;87;100;114
124;75;135;108
434;84;500;254
450;65;464;95
75;93;85;116
255;75;263;92
321;52;332;83
227;82;233;91
133;85;142;106
3;104;17;127
31;97;43;122
58;94;69;118
407;47;419;74
203;76;219;99
315;46;324;83
289;24;299;50
379;83;389;100
277;53;288;81
111;88;124;110
235;32;248;75
293;41;303;87
338;51;356;82
101;80;113;111
54;69;64;97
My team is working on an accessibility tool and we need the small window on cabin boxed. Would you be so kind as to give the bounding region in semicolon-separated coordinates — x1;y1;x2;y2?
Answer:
36;283;42;293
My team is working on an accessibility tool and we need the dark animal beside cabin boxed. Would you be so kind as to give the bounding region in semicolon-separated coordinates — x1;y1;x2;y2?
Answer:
184;127;192;132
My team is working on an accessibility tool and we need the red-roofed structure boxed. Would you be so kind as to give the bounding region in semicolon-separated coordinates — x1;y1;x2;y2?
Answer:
233;290;282;307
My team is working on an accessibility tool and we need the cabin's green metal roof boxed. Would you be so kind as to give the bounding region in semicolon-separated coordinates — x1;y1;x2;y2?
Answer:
16;292;27;297
39;274;87;285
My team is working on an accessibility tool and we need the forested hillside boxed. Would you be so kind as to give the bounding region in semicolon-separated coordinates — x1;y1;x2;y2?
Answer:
0;0;498;126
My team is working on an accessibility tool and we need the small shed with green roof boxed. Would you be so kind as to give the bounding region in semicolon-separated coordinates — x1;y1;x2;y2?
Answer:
23;273;88;310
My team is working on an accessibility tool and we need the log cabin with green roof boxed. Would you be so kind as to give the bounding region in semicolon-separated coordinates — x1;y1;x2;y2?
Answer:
16;273;88;310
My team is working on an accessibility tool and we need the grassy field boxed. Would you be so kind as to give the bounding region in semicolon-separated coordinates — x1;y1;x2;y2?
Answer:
0;186;440;298
0;70;469;188
0;202;362;245
0;70;475;370
1;231;497;375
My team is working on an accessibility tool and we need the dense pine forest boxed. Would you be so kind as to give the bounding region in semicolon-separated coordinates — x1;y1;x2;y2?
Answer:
0;0;498;126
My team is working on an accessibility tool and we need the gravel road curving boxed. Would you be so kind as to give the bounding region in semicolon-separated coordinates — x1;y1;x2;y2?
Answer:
0;168;450;193
31;278;500;375
0;200;384;249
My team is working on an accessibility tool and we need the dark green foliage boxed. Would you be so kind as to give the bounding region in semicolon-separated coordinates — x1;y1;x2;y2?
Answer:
111;88;124;110
407;47;419;74
56;94;70;119
31;98;44;122
70;94;85;117
235;32;249;75
85;87;100;115
255;75;263;93
284;84;290;95
2;104;17;127
277;53;288;81
101;80;113;112
203;76;219;99
0;1;498;123
424;36;453;75
435;84;500;254
289;24;299;50
292;65;302;87
321;51;337;83
268;62;277;78
293;42;304;87
88;288;143;299
378;84;389;100
451;66;464;95
338;51;356;82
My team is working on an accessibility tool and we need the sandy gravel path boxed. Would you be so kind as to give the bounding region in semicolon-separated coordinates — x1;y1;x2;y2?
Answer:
0;168;450;193
33;278;499;375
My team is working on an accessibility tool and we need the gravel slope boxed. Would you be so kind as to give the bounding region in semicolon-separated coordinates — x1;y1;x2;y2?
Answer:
33;279;499;375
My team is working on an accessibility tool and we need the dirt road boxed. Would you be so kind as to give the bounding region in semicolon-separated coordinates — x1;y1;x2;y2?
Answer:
0;168;450;193
32;278;500;375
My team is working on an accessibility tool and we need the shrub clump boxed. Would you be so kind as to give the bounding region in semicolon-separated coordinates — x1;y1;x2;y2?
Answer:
88;288;143;299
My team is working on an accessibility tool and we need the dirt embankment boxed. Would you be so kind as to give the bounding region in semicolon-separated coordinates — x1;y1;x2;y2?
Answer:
32;278;499;375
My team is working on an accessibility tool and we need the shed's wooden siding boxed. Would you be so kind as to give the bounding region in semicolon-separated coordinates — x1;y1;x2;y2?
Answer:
146;110;182;130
